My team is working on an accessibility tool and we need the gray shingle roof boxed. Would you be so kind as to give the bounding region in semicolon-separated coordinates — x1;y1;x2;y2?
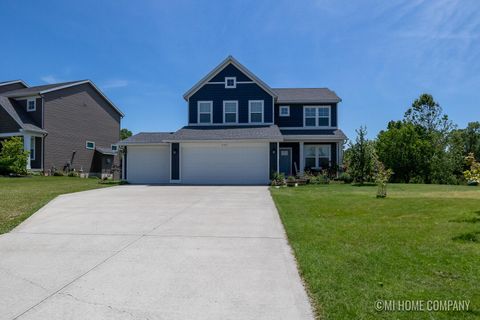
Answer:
272;88;341;103
0;96;46;134
118;132;176;145
1;81;82;97
95;147;117;155
168;125;283;142
281;129;347;140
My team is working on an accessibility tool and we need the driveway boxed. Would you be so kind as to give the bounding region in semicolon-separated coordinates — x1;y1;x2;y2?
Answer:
0;186;313;320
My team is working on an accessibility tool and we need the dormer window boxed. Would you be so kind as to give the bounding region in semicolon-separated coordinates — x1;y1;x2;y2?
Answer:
27;99;36;112
225;77;236;88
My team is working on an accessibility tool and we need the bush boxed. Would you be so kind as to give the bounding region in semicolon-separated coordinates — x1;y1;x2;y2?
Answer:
464;153;480;185
271;172;285;186
338;172;353;184
310;172;330;185
0;137;29;175
67;171;79;177
52;171;64;176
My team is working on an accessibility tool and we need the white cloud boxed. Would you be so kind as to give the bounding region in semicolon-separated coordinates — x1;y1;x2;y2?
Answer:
102;79;129;89
41;75;63;84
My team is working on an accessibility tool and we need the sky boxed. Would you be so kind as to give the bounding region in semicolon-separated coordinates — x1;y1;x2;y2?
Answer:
0;0;479;139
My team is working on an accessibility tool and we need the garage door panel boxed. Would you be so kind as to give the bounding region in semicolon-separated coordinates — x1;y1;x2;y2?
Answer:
181;143;269;185
127;146;170;183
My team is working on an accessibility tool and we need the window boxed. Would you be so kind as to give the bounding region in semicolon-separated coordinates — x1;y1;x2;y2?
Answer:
304;106;330;127
223;101;238;123
249;100;264;123
279;105;290;117
225;77;236;88
111;144;118;151
27;99;36;112
86;141;95;150
304;145;331;169
198;101;213;123
30;137;35;160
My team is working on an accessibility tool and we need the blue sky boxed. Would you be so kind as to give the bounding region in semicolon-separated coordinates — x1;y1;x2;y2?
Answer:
1;0;479;139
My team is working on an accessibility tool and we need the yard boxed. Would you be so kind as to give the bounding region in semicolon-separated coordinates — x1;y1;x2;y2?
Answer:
0;176;118;234
271;183;480;320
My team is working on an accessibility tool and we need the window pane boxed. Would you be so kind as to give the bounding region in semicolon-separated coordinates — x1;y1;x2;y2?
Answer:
318;117;329;126
250;112;262;122
199;113;211;123
280;107;289;115
199;103;211;113
225;113;236;123
250;102;263;113
304;146;316;157
305;107;316;117
305;118;316;126
318;157;330;168
318;146;329;157
318;107;329;117
224;103;236;113
305;157;316;168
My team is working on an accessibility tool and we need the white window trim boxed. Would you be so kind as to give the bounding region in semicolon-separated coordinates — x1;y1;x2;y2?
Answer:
111;144;118;151
30;136;35;160
223;100;238;124
197;101;213;124
225;77;236;88
304;144;331;169
86;141;95;150
303;105;331;128
248;100;264;123
27;98;36;112
279;105;290;117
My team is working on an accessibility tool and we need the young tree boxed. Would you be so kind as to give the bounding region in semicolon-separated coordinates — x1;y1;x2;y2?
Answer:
0;137;29;175
120;128;133;140
345;126;376;184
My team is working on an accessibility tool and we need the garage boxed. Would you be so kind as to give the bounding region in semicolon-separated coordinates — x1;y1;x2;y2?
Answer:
180;142;270;184
126;145;170;183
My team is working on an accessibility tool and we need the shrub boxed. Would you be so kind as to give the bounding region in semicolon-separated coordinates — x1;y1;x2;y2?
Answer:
464;153;480;185
0;137;29;175
271;172;285;186
53;171;64;176
67;171;79;177
338;172;353;184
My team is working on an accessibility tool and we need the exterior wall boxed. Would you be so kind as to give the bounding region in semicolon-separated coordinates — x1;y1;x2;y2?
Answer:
42;83;121;173
0;107;20;133
269;142;278;178
30;136;42;169
274;103;337;128
14;98;43;127
171;143;180;180
188;65;274;124
0;82;27;94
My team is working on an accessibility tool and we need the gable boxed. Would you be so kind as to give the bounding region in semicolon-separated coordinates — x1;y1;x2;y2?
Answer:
183;56;277;100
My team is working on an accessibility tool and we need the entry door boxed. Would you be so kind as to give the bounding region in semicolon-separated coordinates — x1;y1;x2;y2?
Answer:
279;148;292;176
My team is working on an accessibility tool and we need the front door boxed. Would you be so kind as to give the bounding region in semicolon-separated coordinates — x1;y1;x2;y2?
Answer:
279;148;292;176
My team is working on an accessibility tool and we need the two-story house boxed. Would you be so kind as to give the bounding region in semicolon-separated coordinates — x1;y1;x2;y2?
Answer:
119;56;347;184
0;80;124;176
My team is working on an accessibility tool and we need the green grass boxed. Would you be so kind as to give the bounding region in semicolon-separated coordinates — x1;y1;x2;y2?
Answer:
271;184;480;319
0;176;118;234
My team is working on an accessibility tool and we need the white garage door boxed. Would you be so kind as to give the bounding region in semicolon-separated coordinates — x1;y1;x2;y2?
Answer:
181;142;270;184
127;145;170;183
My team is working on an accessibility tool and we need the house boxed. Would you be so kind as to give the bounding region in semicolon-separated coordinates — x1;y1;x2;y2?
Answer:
119;56;347;184
0;80;124;177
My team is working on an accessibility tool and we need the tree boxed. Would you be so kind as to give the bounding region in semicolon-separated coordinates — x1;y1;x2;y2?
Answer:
464;153;480;185
120;128;133;140
344;126;376;184
0;137;29;175
404;93;454;135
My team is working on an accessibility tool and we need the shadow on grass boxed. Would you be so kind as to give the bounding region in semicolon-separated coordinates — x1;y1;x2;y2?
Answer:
449;211;480;224
452;231;480;243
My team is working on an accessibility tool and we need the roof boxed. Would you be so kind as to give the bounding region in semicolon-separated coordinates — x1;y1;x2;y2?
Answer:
183;55;277;100
0;80;28;88
272;88;341;103
0;96;46;134
281;129;347;140
118;132;175;145
1;80;124;117
167;125;283;142
95;147;117;155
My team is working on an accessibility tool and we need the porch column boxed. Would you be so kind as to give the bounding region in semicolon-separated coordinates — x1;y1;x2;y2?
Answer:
299;142;304;174
23;134;31;170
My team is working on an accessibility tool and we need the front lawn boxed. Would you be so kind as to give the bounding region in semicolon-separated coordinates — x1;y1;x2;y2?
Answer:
271;184;480;319
0;176;118;234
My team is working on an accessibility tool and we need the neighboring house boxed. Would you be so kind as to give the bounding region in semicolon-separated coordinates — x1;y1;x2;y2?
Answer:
0;80;124;177
119;56;347;184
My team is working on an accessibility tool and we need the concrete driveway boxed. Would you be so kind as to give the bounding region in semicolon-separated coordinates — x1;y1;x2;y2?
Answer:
0;186;313;320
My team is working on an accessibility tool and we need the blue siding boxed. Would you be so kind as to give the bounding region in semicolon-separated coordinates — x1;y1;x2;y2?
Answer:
189;83;274;124
210;64;252;82
269;142;278;178
274;103;337;128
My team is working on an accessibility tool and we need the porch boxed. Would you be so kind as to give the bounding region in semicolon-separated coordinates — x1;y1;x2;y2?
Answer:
0;131;44;170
